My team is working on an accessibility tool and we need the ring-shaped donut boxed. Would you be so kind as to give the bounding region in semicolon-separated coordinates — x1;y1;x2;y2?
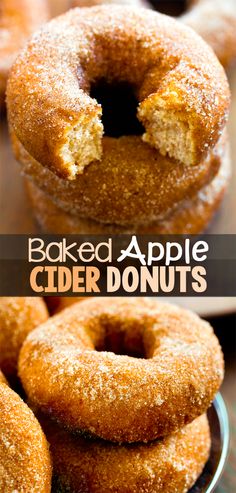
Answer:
7;6;230;180
19;298;224;443
0;382;52;492
0;0;49;107
0;297;48;380
43;413;210;493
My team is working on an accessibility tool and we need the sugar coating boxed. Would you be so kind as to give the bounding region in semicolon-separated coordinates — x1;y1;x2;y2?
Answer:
0;297;48;379
7;5;230;179
24;143;231;234
43;412;211;493
19;298;224;443
72;0;236;68
0;0;49;106
11;128;227;226
0;383;51;492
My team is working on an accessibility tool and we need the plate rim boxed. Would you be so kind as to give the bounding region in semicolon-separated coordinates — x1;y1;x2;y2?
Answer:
206;393;230;493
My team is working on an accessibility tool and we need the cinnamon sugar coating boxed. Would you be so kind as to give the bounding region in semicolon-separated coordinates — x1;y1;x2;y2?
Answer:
72;0;236;68
12;130;226;226
24;146;231;233
19;298;224;443
0;297;48;379
0;0;49;107
43;413;210;493
0;383;52;492
7;6;230;179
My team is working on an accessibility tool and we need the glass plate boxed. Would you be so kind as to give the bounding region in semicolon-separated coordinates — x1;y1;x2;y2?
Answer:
190;393;230;492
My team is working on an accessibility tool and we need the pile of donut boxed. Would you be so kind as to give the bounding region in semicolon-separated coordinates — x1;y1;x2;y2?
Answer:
0;296;225;492
2;0;236;233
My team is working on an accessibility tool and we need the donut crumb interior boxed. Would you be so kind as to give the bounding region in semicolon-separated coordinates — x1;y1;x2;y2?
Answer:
59;113;103;178
138;102;195;166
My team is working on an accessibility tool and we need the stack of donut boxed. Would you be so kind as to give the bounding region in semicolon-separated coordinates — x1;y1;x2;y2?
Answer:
7;5;231;234
0;296;225;492
12;296;223;492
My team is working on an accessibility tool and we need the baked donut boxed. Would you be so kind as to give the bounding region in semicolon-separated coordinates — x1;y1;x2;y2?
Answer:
11;128;226;226
0;297;48;380
0;0;49;107
72;0;236;68
0;383;52;492
45;296;85;315
19;298;224;443
24;141;230;234
43;413;210;493
7;6;230;180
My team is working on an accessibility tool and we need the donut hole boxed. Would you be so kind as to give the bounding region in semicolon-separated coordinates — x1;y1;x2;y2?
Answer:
93;320;147;358
103;332;145;358
90;80;144;137
150;0;187;16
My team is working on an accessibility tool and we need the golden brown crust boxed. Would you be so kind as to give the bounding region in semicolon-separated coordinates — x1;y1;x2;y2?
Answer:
7;6;230;179
0;297;48;379
12;130;227;225
72;0;236;68
0;384;52;492
45;296;85;315
44;413;210;493
0;0;49;107
19;298;224;443
24;147;231;234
